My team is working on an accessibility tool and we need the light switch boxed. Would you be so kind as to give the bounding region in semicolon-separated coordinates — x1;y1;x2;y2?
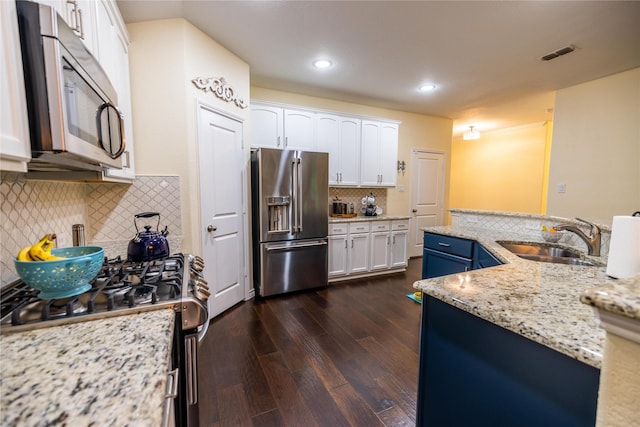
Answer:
557;183;566;193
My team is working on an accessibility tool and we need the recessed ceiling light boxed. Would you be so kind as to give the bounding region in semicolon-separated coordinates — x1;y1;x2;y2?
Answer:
313;59;333;69
418;84;437;92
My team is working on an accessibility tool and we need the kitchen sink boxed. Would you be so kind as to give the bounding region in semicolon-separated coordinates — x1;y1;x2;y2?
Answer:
496;241;602;267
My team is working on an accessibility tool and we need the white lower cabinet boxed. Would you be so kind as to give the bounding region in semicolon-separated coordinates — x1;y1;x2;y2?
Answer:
329;218;409;281
348;222;370;274
390;220;409;268
370;221;391;271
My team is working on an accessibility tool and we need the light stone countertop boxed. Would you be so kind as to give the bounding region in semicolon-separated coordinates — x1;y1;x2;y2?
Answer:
414;225;618;369
0;309;175;427
329;214;410;223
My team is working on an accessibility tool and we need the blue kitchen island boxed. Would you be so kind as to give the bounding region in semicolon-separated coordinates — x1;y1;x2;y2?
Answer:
414;226;610;427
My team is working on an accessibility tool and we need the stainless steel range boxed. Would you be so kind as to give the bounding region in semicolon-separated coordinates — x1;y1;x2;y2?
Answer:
0;253;210;427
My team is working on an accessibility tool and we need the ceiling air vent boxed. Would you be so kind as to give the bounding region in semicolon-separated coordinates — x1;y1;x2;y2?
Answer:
541;45;575;61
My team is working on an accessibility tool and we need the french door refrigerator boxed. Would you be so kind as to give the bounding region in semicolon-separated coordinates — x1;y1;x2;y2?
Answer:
251;148;329;297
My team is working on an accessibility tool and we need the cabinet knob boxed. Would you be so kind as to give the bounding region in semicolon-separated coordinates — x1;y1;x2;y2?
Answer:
207;225;217;232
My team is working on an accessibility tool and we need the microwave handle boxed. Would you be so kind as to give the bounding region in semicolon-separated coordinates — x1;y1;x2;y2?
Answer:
96;103;126;159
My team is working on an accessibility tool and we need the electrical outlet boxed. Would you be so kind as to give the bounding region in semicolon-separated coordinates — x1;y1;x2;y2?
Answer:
525;221;540;230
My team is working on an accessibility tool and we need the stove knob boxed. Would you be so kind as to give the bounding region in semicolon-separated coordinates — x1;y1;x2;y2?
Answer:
191;255;204;270
196;277;209;292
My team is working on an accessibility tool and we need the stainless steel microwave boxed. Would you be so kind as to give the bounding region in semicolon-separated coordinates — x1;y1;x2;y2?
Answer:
16;0;125;172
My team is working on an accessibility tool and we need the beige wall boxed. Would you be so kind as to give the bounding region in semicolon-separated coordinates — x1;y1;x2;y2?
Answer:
127;19;250;253
449;122;549;214
547;67;640;225
250;87;453;218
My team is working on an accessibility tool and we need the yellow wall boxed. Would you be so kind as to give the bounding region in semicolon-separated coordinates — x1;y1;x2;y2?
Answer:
250;87;453;218
127;19;250;253
547;67;640;225
449;123;549;213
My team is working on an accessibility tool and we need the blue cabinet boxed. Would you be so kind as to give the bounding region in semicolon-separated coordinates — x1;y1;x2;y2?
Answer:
422;232;500;279
473;243;502;269
417;296;599;427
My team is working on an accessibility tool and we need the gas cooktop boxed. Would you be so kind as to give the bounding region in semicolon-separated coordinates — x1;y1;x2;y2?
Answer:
0;253;209;334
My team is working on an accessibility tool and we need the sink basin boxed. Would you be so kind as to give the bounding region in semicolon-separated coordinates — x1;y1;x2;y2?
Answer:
496;241;601;267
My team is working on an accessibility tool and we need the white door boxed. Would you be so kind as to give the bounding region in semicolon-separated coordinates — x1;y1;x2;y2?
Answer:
409;150;446;258
198;107;246;319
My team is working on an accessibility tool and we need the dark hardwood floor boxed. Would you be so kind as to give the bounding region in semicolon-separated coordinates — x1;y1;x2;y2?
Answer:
198;258;424;427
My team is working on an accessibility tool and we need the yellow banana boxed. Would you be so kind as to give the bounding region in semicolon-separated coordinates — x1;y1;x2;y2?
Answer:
17;234;66;262
17;246;34;261
43;234;65;261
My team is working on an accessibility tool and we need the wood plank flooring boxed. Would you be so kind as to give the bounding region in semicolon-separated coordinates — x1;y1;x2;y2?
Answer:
198;258;423;427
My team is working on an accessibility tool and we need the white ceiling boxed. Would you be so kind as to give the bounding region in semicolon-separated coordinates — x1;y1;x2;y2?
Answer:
116;1;640;139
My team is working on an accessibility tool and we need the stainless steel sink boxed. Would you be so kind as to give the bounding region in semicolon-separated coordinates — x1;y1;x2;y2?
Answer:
496;241;601;266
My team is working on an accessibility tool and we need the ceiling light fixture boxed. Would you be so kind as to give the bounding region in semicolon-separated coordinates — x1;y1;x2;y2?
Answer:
418;84;437;92
313;59;333;69
463;126;480;140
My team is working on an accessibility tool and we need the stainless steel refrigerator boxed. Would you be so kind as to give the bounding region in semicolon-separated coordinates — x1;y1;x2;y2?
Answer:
251;148;329;297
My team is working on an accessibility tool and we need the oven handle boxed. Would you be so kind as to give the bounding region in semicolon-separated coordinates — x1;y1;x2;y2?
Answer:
162;368;179;427
196;318;210;344
186;335;198;405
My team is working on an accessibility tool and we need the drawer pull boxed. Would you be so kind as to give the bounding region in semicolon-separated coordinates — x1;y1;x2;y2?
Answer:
438;242;451;247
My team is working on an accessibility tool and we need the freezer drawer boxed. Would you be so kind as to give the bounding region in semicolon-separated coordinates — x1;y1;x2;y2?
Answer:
258;239;328;297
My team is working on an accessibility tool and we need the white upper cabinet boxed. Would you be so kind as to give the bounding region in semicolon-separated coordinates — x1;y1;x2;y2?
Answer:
284;109;316;151
251;104;284;148
251;101;399;187
1;0;30;172
250;104;316;151
317;114;360;186
360;120;398;187
102;18;135;181
37;0;97;55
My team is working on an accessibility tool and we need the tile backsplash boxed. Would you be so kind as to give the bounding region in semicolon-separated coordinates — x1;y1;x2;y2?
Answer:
329;187;387;215
1;174;182;286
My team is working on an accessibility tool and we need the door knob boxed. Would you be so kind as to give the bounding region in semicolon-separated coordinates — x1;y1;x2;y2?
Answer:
412;209;418;213
207;225;217;232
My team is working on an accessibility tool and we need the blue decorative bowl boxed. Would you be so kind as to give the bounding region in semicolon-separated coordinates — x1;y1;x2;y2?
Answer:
14;246;104;299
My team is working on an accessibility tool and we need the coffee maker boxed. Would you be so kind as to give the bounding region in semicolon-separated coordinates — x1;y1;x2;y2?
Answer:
361;192;377;216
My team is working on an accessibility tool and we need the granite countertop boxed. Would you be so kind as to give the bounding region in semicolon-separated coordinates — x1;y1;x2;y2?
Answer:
329;214;410;223
0;309;175;426
414;226;620;369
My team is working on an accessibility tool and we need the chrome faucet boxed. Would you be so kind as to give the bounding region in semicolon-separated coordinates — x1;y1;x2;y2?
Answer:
554;218;601;256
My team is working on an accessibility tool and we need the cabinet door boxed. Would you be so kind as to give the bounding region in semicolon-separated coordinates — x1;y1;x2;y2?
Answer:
339;117;360;186
316;114;341;184
360;120;381;186
284;109;315;151
391;231;408;268
348;233;369;274
251;105;283;148
1;0;31;172
328;234;348;277
379;123;398;186
370;231;391;271
103;26;135;181
423;248;472;279
94;1;116;83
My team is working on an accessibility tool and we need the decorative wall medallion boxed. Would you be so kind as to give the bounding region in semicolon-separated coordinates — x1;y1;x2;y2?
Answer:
191;77;247;109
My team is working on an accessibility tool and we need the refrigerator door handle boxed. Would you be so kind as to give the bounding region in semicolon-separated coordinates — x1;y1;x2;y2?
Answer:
291;158;297;233
266;241;328;252
296;155;303;233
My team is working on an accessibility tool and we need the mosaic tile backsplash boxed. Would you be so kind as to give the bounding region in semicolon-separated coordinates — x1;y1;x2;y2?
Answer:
1;175;182;286
328;187;387;215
